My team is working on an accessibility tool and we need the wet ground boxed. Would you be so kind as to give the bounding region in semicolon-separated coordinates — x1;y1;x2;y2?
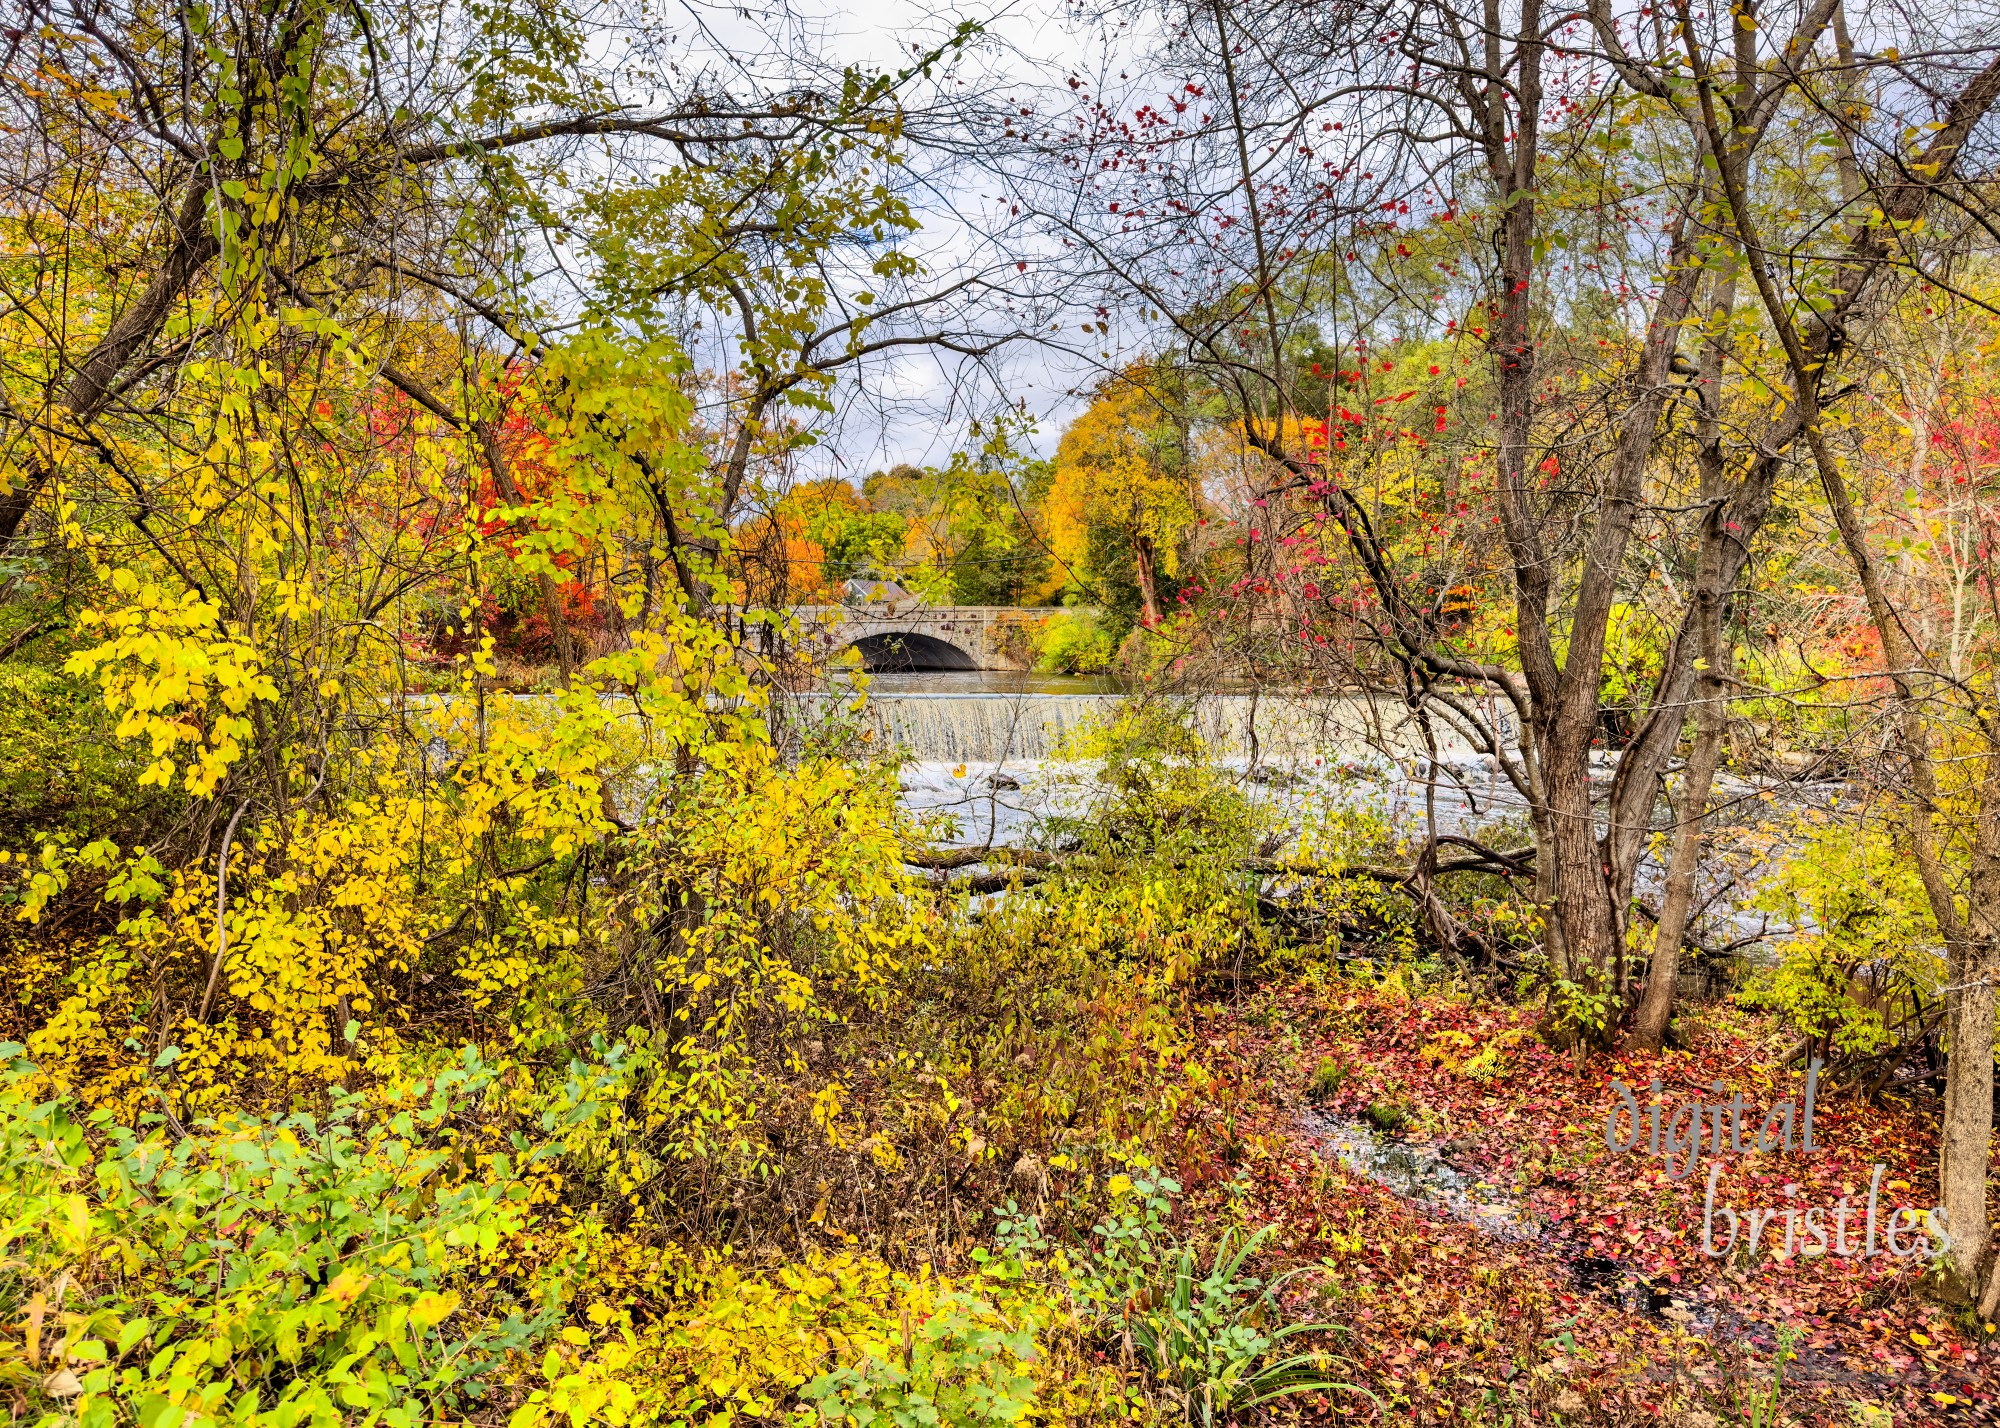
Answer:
1301;1110;1711;1324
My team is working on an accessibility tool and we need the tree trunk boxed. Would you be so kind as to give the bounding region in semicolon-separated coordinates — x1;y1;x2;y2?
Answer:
1629;654;1727;1049
1533;213;1701;1003
1942;928;1998;1297
1134;533;1162;626
1941;767;2000;1296
0;180;219;547
1477;0;1585;996
1536;745;1618;996
1814;431;1997;1295
1625;259;1740;1049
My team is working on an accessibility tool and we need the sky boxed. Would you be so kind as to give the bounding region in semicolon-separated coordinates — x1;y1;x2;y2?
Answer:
671;0;1125;482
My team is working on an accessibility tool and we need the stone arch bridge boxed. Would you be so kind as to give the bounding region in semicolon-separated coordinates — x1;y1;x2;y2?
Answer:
790;605;1062;671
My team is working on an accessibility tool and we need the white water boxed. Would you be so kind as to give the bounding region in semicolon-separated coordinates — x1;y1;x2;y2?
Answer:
405;681;1806;950
802;686;1518;764
859;681;1807;955
894;751;1523;850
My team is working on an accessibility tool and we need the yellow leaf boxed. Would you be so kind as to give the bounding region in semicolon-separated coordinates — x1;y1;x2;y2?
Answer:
323;1269;374;1304
411;1291;459;1330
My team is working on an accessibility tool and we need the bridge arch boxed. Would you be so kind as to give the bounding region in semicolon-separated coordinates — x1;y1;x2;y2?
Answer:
844;630;979;672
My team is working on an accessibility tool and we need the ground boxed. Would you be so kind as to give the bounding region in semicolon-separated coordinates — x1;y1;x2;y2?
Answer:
1157;975;1995;1425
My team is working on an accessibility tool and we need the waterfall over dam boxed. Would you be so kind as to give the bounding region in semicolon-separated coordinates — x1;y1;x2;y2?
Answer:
793;690;1516;765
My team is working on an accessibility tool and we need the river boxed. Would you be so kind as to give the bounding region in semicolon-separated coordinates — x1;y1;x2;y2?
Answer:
408;673;1807;949
788;671;1519;848
788;670;1803;952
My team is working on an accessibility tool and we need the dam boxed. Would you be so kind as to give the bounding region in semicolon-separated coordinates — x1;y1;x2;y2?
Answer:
784;682;1519;765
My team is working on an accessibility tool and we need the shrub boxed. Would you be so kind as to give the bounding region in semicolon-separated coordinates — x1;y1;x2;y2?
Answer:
798;1291;1039;1427
0;1042;613;1428
0;665;178;846
507;1251;1078;1428
1032;611;1116;674
1739;813;1942;1064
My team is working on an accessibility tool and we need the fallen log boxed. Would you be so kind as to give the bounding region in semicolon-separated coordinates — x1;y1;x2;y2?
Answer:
907;841;1535;889
901;847;1058;871
1242;845;1535;882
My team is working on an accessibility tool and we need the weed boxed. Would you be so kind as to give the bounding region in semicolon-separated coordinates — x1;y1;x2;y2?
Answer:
1722;1326;1799;1428
1365;1098;1411;1133
1120;1225;1368;1426
799;1293;1039;1427
1305;1057;1348;1103
1011;1173;1370;1425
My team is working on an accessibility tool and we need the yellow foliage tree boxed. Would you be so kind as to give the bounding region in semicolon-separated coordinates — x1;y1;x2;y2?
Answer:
1046;371;1200;626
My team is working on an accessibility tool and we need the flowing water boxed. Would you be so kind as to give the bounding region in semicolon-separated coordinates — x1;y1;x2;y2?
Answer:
804;673;1816;950
408;673;1814;948
1301;1110;1533;1241
804;672;1517;764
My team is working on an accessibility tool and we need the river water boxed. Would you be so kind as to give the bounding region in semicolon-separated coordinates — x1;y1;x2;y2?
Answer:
808;670;1517;762
409;673;1806;948
792;671;1803;951
792;672;1522;849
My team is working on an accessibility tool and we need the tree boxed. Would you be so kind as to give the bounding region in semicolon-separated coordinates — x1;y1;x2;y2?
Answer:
861;436;1050;605
0;0;1010;1126
1011;0;2000;1051
0;0;872;547
732;479;906;605
1046;369;1201;626
1708;93;2000;1295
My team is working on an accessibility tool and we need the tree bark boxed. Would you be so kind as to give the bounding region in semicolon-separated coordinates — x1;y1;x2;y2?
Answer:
1627;261;1740;1048
1945;884;1999;1298
1133;533;1162;626
0;179;218;547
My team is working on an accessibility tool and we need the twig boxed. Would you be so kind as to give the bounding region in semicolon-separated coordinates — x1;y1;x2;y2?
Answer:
196;800;252;1024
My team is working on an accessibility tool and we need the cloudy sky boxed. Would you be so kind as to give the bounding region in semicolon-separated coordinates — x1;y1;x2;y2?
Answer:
672;0;1135;481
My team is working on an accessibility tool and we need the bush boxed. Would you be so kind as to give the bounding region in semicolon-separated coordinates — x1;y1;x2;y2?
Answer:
0;1043;613;1428
1739;812;1942;1063
799;1291;1039;1427
0;665;177;846
1032;611;1116;674
508;1250;1082;1428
